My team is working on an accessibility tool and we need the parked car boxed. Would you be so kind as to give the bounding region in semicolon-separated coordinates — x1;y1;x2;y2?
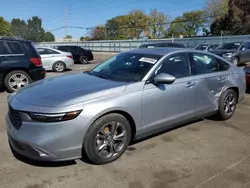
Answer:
244;65;250;86
194;43;210;50
138;42;185;48
194;44;219;51
0;37;45;93
206;44;219;51
209;42;250;65
53;45;93;64
37;47;74;72
6;48;246;165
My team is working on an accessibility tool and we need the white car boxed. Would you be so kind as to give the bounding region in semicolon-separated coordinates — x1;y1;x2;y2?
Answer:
37;47;74;72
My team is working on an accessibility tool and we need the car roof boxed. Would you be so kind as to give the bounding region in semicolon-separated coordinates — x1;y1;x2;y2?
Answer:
0;36;31;42
125;48;185;56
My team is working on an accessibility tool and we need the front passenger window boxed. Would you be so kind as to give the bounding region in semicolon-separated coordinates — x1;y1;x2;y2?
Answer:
155;53;190;78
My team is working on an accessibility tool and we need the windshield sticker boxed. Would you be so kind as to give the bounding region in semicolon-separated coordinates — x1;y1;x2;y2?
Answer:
139;57;158;64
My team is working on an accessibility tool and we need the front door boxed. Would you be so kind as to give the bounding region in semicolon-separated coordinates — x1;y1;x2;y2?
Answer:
140;53;195;135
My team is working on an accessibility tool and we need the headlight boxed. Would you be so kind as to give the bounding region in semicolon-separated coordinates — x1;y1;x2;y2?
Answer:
28;110;82;122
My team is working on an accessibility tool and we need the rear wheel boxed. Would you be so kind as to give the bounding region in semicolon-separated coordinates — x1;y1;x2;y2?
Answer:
232;57;239;66
4;71;32;93
216;89;237;120
53;61;66;72
79;55;88;64
83;113;131;165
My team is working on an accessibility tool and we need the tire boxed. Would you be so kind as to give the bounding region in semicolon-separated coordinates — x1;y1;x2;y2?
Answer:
79;55;88;64
232;57;239;66
216;89;237;120
4;70;32;93
53;61;66;72
83;113;132;165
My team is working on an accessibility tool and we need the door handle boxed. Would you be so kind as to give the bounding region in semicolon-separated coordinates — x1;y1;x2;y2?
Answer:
185;82;195;88
217;77;227;82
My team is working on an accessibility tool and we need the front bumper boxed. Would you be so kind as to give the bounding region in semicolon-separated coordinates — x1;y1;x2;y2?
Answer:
5;107;89;162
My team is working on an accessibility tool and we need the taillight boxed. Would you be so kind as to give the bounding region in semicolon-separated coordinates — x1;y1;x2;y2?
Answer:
67;55;73;59
30;58;42;67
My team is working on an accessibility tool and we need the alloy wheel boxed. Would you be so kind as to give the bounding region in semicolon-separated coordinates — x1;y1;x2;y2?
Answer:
95;121;127;159
224;93;236;116
80;56;88;64
8;73;29;91
54;62;64;72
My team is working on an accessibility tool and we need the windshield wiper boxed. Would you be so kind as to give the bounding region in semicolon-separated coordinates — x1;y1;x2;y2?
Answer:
96;75;108;80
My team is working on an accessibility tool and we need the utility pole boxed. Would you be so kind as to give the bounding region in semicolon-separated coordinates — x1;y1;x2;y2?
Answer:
64;6;68;41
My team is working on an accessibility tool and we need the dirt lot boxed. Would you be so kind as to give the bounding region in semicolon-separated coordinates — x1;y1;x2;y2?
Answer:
0;52;250;188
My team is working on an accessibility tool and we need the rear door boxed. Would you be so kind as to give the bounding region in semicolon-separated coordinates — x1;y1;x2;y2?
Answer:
0;41;11;82
5;41;27;68
188;52;230;117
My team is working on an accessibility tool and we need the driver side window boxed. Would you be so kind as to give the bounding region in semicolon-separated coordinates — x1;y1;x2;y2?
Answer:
154;53;191;79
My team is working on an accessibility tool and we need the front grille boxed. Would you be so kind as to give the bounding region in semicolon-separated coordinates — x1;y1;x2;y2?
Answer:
8;105;22;130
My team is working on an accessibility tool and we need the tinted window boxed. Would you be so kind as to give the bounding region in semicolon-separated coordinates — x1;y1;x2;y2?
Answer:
22;42;40;57
218;42;241;50
7;41;23;54
154;53;190;78
38;48;59;55
174;43;185;48
90;52;163;82
244;42;250;49
189;53;229;75
57;46;69;52
0;41;9;54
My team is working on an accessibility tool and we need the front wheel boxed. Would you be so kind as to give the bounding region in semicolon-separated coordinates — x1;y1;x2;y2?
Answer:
216;89;237;120
83;113;131;165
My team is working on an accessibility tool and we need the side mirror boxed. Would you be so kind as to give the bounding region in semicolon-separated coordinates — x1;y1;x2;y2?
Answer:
153;73;176;84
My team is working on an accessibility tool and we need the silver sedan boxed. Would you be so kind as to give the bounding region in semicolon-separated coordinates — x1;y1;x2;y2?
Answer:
6;48;246;165
37;47;74;72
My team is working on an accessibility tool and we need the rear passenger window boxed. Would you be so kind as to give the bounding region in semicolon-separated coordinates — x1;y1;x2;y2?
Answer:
189;53;229;75
0;41;9;54
7;42;23;54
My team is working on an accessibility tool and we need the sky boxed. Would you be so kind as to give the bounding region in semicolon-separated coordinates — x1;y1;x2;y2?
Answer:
1;0;206;38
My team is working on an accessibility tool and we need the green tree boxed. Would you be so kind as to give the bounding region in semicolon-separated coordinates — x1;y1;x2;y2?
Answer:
10;18;27;39
90;25;106;40
126;10;149;39
0;17;12;36
43;32;55;42
210;0;250;35
205;0;229;20
148;9;170;39
168;10;206;37
105;15;129;40
26;16;45;42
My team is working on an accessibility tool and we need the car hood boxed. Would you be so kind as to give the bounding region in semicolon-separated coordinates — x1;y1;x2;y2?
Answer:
14;73;127;107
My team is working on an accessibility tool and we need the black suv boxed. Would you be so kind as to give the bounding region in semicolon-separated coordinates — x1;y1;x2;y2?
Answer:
53;45;94;64
138;42;185;48
0;37;46;93
209;42;250;65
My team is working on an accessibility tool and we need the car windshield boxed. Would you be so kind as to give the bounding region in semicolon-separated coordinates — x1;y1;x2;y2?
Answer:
89;52;163;82
217;43;241;50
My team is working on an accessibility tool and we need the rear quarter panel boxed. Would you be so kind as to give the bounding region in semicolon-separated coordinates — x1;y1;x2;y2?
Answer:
228;66;246;101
